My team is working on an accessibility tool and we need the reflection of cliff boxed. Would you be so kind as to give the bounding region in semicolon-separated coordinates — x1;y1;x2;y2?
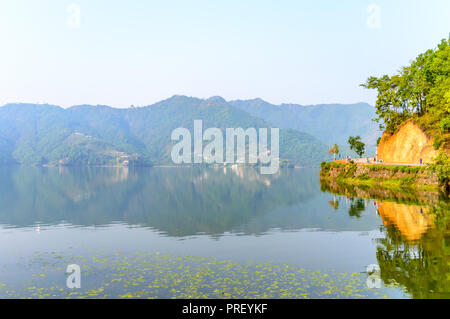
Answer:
318;176;450;298
377;202;434;241
377;121;439;164
375;201;450;298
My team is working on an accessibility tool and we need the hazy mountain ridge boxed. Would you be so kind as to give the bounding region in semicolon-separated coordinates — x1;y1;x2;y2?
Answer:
229;99;381;155
0;96;330;166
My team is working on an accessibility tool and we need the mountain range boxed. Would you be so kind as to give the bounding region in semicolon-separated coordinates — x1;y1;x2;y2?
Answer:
0;96;379;167
230;99;380;153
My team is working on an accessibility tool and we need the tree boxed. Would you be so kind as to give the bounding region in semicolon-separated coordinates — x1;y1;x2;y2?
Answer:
361;39;450;135
328;144;340;161
428;151;450;192
348;136;365;158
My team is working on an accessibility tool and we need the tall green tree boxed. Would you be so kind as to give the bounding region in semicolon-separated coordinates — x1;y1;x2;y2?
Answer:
361;39;450;135
348;136;365;158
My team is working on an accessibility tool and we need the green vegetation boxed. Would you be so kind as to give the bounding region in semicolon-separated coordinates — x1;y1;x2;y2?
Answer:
320;161;346;170
230;99;380;156
0;250;389;299
320;179;438;206
376;200;450;299
365;164;426;174
428;151;450;192
336;177;435;192
348;136;365;158
361;39;450;150
357;39;450;192
0;97;328;167
319;179;450;299
328;144;340;161
320;162;438;192
348;198;365;218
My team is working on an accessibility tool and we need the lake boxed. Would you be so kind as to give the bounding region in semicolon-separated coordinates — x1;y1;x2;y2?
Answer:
0;166;448;299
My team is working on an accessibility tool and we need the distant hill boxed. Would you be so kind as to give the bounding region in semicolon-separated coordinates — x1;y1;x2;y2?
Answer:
0;96;329;166
0;103;149;166
230;99;381;156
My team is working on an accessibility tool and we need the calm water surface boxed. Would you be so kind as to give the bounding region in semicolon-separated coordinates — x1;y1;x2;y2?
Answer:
0;167;448;298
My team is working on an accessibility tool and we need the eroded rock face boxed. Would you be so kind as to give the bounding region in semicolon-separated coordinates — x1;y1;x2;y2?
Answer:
377;121;438;164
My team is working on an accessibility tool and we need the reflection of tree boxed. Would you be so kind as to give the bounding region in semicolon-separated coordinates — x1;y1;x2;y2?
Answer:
319;177;450;298
328;195;340;211
348;198;365;218
375;201;450;298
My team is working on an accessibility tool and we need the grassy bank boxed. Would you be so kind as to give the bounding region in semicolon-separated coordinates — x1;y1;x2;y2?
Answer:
320;162;440;192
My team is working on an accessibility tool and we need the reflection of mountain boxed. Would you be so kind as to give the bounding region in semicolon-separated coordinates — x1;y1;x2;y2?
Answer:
0;167;322;236
122;167;320;236
377;202;434;241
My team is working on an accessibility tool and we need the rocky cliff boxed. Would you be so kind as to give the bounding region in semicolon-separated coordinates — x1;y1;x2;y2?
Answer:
377;120;439;164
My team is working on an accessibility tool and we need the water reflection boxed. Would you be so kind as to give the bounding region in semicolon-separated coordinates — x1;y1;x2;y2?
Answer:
377;202;433;241
320;179;450;298
1;166;448;298
348;198;366;219
0;166;318;235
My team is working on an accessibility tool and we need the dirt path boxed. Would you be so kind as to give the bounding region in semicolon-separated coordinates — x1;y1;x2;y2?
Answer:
335;158;426;167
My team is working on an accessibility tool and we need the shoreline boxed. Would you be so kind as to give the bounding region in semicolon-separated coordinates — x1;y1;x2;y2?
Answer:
319;161;446;194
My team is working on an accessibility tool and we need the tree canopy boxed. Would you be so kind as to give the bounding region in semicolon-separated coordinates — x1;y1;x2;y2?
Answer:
361;39;450;145
348;136;365;158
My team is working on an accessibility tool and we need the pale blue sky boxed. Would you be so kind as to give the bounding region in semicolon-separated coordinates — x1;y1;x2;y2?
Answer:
0;0;449;108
